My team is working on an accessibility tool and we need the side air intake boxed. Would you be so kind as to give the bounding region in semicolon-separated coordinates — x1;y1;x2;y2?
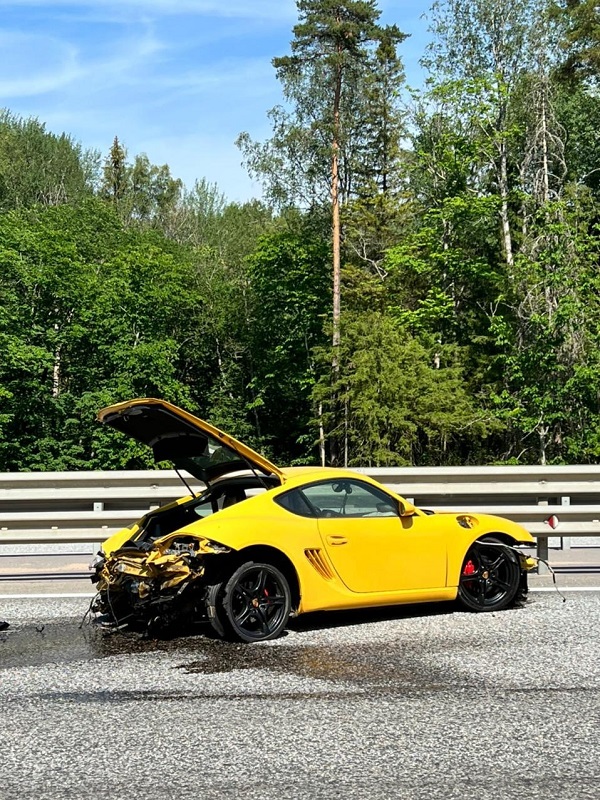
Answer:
304;548;334;580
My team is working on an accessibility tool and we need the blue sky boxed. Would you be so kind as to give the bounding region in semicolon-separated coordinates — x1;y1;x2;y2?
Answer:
0;1;431;201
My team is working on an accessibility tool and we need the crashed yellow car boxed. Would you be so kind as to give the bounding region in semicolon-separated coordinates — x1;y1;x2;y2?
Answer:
91;398;536;642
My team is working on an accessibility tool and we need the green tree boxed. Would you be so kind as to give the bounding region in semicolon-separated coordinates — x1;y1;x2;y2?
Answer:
490;187;600;464
313;312;494;466
425;0;545;269
245;229;331;463
101;136;128;204
343;26;409;274
0;110;96;209
240;2;403;325
552;0;600;82
240;1;406;464
100;138;183;229
0;200;210;470
555;84;600;196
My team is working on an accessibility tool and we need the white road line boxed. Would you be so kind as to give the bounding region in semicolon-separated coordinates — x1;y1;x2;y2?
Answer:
530;586;600;592
0;593;96;599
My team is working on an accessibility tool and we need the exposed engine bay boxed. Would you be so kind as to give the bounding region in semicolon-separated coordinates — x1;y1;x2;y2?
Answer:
90;475;276;633
91;536;227;632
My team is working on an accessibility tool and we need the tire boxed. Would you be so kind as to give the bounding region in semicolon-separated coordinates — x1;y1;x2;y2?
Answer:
204;581;227;638
205;561;291;643
457;537;521;612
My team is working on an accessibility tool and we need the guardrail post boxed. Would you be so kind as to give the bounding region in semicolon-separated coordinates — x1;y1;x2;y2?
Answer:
560;496;571;550
537;497;549;574
537;536;549;573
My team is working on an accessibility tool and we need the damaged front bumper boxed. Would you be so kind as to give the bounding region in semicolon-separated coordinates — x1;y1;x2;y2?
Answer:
91;536;231;632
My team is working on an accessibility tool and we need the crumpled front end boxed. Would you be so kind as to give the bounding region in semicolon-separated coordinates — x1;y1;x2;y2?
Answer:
91;536;231;632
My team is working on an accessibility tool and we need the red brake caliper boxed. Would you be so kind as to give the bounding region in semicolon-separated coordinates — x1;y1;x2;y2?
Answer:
462;560;476;576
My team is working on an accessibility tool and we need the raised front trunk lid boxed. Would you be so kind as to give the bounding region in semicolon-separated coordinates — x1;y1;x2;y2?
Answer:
97;398;284;486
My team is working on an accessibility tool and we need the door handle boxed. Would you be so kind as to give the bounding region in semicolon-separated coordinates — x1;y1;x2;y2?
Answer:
326;535;348;546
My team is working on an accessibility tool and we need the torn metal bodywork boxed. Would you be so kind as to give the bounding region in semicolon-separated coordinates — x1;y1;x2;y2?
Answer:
92;535;232;632
89;463;280;636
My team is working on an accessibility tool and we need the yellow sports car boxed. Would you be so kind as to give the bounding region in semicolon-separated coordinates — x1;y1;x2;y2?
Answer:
91;398;536;642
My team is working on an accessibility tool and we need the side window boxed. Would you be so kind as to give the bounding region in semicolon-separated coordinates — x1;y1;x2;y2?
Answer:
275;489;315;518
301;480;399;518
193;496;216;518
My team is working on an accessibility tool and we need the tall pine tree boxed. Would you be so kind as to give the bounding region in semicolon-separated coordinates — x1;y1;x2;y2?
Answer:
239;1;405;464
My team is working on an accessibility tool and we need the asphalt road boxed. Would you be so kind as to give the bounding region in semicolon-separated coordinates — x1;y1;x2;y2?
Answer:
0;592;599;800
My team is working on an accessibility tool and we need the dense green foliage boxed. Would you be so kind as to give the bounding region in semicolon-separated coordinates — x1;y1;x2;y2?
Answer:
2;0;600;470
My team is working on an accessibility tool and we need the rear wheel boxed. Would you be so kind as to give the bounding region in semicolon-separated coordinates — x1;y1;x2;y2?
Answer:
205;561;291;642
458;537;520;612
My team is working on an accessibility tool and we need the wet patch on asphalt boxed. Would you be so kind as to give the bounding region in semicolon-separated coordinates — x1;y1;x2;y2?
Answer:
0;600;534;699
0;620;213;670
0;601;451;671
0;617;453;697
179;645;460;700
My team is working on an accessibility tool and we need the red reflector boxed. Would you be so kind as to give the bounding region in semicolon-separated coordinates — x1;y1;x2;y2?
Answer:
544;514;560;530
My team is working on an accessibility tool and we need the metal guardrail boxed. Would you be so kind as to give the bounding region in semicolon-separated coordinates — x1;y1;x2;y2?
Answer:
0;470;202;547
358;465;600;565
0;466;599;567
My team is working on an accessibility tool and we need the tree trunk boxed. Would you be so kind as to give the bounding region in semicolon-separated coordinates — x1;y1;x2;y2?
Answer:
539;421;548;466
499;138;514;270
318;402;326;467
539;83;550;204
332;61;342;358
332;147;341;354
330;58;342;466
52;343;61;398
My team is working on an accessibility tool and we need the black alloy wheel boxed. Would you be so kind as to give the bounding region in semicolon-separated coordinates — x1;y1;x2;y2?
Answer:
457;537;521;612
206;561;292;642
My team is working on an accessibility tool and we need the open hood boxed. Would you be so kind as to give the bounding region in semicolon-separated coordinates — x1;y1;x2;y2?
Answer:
97;398;284;486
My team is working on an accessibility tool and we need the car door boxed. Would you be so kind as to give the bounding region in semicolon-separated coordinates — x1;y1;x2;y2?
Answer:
301;479;447;594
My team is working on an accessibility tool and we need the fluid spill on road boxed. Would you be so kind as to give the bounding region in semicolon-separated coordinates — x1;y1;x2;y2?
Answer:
0;601;450;668
0;608;452;693
0;617;209;670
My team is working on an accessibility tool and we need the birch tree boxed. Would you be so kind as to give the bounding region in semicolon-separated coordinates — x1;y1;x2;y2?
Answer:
425;0;541;270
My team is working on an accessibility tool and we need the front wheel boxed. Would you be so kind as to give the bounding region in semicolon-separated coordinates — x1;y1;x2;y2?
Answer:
205;561;291;642
458;537;521;612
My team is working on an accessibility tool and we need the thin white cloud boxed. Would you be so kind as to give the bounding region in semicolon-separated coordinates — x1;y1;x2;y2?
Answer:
84;29;166;84
0;25;166;98
0;31;80;96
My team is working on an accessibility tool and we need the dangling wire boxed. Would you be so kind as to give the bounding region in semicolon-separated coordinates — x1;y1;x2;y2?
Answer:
79;593;98;629
474;539;566;603
530;555;566;603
